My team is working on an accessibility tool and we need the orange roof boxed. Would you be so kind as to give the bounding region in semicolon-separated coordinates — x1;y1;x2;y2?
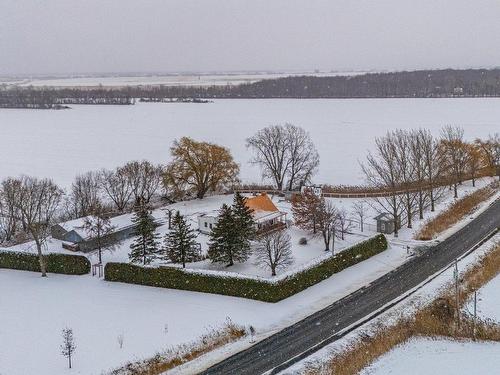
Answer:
244;193;279;213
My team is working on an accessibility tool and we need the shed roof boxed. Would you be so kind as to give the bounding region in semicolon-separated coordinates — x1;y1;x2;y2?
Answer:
374;213;395;222
57;212;138;239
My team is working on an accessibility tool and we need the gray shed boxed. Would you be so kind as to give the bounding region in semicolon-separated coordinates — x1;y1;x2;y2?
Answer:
51;212;161;252
374;213;399;234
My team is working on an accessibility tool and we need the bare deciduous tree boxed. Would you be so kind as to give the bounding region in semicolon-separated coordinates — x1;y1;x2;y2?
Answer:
0;178;22;242
246;124;319;191
352;200;367;232
15;176;63;277
440;126;468;198
68;171;101;218
82;203;118;264
410;129;429;219
123;161;164;204
394;130;418;228
254;230;293;276
164;137;239;199
476;133;500;180
285;125;320;190
362;132;404;237
315;199;339;251
421;129;446;212
336;208;353;240
61;328;76;369
100;167;133;212
464;142;482;187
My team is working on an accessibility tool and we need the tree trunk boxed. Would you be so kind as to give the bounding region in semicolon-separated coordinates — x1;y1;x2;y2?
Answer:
453;183;458;198
35;238;47;277
196;187;207;199
418;191;424;219
430;189;435;212
271;266;276;276
323;231;330;251
392;196;399;238
406;197;412;229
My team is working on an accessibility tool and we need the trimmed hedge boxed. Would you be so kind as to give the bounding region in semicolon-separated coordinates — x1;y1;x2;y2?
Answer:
105;234;387;302
0;250;91;275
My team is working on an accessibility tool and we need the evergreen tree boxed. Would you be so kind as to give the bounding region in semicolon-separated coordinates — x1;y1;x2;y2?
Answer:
129;202;160;265
231;192;256;252
208;204;242;266
163;211;198;268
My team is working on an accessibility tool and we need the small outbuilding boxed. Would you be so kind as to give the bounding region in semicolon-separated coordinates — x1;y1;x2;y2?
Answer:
51;212;160;252
197;211;219;235
374;213;400;234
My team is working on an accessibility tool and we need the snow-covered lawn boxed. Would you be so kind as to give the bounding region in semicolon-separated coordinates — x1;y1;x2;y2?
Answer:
0;98;498;187
0;242;409;375
468;275;500;322
359;338;500;375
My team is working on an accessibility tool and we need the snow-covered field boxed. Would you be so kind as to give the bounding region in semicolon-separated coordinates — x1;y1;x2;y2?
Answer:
4;71;361;88
0;98;498;187
360;338;500;375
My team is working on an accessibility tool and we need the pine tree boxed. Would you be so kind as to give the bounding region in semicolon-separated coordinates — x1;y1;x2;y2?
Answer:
129;202;160;265
207;204;239;266
231;192;256;253
163;211;198;268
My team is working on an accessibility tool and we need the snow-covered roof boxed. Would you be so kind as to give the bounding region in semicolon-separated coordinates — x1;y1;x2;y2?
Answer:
198;210;220;219
57;212;138;239
374;213;394;222
252;210;285;224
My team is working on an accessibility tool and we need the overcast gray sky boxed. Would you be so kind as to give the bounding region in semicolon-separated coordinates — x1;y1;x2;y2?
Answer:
1;0;499;75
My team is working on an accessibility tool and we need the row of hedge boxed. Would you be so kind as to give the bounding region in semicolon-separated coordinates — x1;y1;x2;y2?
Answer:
0;250;91;275
105;234;388;302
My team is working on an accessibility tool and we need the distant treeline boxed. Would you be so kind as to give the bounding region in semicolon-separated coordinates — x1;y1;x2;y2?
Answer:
159;68;499;98
2;69;500;108
0;87;134;108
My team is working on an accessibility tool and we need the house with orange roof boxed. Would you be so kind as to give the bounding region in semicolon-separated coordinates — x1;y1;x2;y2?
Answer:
197;193;287;234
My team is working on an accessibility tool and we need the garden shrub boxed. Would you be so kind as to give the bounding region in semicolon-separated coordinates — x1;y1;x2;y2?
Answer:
0;250;91;275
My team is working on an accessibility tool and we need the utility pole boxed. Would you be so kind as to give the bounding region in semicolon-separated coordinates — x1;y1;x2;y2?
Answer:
473;291;477;341
454;258;460;330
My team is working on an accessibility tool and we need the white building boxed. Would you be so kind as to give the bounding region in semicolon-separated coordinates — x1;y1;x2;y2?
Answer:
197;193;287;234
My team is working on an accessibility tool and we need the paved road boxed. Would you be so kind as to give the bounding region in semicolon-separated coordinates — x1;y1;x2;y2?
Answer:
201;198;500;375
